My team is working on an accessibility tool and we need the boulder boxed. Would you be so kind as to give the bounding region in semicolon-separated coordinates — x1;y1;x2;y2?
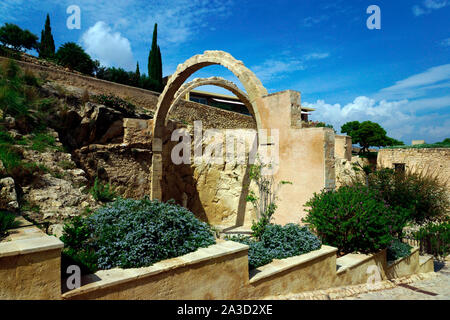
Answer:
0;177;19;212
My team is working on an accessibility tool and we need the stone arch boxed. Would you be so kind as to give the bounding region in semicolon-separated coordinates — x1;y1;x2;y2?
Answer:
151;50;268;200
168;76;255;123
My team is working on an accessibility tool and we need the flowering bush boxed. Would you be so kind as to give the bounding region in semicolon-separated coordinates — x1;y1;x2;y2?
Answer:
228;224;321;269
303;185;410;255
61;198;216;271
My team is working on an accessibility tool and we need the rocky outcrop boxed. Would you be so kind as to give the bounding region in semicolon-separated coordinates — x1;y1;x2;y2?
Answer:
335;156;370;188
19;130;100;228
0;177;19;212
73;144;152;199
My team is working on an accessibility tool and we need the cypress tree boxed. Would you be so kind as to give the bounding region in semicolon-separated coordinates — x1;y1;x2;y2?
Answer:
148;23;163;92
39;14;55;59
157;46;163;91
132;62;141;87
135;62;140;79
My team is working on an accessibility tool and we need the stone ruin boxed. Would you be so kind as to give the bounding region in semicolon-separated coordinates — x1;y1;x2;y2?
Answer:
150;50;350;225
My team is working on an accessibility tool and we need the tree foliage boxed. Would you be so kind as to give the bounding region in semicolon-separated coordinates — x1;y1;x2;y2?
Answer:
0;23;38;52
341;120;404;154
55;42;98;75
39;14;55;59
147;23;163;92
303;184;410;255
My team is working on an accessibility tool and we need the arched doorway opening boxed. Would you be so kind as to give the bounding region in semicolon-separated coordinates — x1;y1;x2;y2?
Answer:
151;51;268;202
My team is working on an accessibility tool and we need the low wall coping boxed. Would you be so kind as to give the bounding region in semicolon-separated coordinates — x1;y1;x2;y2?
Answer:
249;245;337;284
0;232;63;258
336;249;386;275
62;240;249;299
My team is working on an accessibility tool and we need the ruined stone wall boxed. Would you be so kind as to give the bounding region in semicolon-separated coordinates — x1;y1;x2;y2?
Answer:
378;148;450;192
335;135;352;161
74;118;257;227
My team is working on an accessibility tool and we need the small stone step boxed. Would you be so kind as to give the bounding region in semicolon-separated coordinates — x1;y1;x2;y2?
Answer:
419;255;434;273
215;225;252;239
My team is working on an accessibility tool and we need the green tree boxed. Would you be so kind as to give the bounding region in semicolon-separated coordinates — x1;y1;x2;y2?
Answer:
341;120;404;154
0;23;38;52
131;62;140;86
135;62;140;79
147;23;163;92
55;42;97;75
39;14;55;59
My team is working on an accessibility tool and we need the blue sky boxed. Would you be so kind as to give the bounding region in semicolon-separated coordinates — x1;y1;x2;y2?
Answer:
1;0;449;143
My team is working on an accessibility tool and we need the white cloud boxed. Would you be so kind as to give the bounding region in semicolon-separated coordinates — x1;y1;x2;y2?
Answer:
305;65;450;143
379;64;450;99
303;53;330;61
412;0;449;16
424;0;448;9
305;96;449;144
441;38;450;47
60;0;233;45
412;5;428;16
303;15;329;27
80;21;135;70
252;52;330;83
1;0;233;46
252;59;305;82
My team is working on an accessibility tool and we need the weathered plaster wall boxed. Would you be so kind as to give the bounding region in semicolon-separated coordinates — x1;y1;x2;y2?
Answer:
256;90;335;225
61;244;430;300
335;135;352;161
386;248;420;279
0;224;64;300
378;148;450;193
334;250;387;287
245;246;338;298
62;241;250;300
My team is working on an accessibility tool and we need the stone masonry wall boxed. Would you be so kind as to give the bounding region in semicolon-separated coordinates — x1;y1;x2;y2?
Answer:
378;148;450;192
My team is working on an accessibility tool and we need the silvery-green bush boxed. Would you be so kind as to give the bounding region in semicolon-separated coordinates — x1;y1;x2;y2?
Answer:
229;224;321;270
61;198;216;271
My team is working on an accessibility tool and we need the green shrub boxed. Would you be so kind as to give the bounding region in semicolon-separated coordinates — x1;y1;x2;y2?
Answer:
89;177;117;202
0;144;22;171
0;129;14;144
22;69;39;87
229;224;321;270
387;239;412;262
367;168;449;224
61;198;216;271
414;221;450;259
0;211;19;238
245;161;291;240
29;132;61;152
60;216;98;273
0;60;30;119
55;42;97;75
303;185;410;255
57;160;75;170
261;224;322;258
228;236;275;270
